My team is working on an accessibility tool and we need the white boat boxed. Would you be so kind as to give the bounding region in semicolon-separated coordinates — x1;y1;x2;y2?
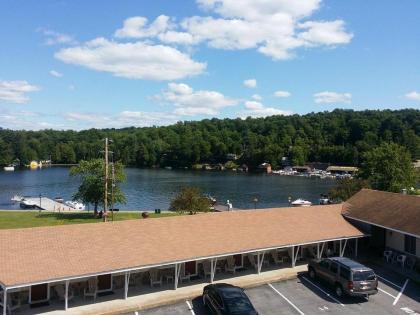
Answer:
291;199;312;207
3;165;14;171
11;195;24;202
65;201;86;210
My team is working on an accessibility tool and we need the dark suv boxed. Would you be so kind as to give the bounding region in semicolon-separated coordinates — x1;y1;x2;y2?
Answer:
308;257;378;298
203;283;258;314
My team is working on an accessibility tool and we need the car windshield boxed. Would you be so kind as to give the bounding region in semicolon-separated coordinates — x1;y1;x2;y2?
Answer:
353;270;376;281
224;296;254;314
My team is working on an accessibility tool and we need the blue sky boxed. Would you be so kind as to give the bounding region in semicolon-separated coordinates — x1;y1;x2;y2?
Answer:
0;0;419;130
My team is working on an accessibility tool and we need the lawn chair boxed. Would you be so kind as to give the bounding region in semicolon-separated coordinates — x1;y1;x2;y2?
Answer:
247;254;258;271
84;278;98;302
271;250;285;265
0;292;21;315
149;270;163;287
55;284;74;302
405;257;416;271
225;256;239;274
179;264;191;283
203;261;212;279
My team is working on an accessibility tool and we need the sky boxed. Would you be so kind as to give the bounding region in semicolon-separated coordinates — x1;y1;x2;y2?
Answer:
0;0;419;130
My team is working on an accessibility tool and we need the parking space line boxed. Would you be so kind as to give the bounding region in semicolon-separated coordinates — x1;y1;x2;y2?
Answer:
186;300;196;315
393;279;409;306
378;287;397;299
377;275;402;289
301;276;345;307
268;283;305;315
134;312;139;315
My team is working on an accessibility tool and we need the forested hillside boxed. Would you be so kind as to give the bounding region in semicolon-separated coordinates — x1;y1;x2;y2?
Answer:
0;109;419;169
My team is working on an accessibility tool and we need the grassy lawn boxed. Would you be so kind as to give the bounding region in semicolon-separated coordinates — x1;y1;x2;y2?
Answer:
0;211;178;230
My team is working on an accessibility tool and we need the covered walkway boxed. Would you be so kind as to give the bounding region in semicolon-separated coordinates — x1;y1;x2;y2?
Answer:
0;204;365;314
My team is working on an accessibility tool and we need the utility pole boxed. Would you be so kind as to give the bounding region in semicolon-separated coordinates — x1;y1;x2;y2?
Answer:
111;160;115;221
104;138;109;221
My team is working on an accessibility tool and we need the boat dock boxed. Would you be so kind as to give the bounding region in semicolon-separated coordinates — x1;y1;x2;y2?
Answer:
16;196;81;212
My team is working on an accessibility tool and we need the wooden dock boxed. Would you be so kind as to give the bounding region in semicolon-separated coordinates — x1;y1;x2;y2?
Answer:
21;197;80;212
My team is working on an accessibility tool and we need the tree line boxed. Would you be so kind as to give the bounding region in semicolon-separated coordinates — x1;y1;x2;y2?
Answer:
0;109;419;169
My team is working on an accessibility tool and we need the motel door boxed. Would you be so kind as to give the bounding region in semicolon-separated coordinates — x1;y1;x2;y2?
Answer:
30;283;49;303
185;261;197;276
97;274;112;292
370;226;386;254
234;254;243;267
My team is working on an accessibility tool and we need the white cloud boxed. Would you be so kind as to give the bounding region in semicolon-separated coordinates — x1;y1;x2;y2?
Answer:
314;91;352;104
252;94;262;101
243;79;257;88
405;91;420;101
240;100;292;118
0;108;54;130
114;15;173;39
155;82;238;116
274;90;291;98
38;28;77;46
197;0;321;19
0;80;40;104
49;70;63;78
64;110;178;129
297;20;353;46
55;38;206;80
180;0;352;60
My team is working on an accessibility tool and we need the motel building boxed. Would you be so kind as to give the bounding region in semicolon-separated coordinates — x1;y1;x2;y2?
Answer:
0;189;419;314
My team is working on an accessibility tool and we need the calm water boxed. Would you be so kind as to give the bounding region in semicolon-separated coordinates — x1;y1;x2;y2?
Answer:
0;167;336;210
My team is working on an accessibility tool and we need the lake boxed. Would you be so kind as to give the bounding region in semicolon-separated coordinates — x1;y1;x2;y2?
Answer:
0;167;337;210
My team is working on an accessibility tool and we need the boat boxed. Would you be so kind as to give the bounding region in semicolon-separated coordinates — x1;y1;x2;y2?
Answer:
29;161;39;169
65;201;86;210
291;199;312;207
20;199;37;209
11;195;24;202
3;165;14;171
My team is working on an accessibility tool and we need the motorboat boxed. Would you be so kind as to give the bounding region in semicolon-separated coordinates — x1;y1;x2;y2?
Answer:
11;195;24;202
3;165;14;171
65;200;86;210
291;198;312;207
20;199;37;209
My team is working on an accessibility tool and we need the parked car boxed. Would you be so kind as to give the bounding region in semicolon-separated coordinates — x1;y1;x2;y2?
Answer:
308;257;378;298
203;283;258;314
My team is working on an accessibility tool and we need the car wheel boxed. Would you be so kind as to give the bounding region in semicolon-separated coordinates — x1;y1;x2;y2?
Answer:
308;268;316;279
335;284;343;298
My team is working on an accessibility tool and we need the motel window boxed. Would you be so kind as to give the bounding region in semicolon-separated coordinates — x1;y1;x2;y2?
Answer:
404;235;416;255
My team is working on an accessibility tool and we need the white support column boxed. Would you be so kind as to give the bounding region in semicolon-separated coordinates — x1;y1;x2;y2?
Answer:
339;240;342;257
320;242;325;258
257;252;265;274
355;238;358;258
291;246;295;267
3;288;6;315
294;246;300;267
64;280;69;310
340;239;348;257
124;272;130;299
174;263;180;290
210;258;217;283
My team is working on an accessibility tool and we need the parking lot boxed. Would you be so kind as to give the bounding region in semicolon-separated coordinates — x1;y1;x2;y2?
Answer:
126;265;420;315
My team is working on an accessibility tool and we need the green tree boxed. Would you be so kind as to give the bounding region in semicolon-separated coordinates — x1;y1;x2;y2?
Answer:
359;142;417;192
329;178;371;201
169;186;211;214
70;159;126;214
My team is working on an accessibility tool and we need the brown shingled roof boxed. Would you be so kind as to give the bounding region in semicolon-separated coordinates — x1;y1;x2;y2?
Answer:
0;204;363;288
342;189;420;236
